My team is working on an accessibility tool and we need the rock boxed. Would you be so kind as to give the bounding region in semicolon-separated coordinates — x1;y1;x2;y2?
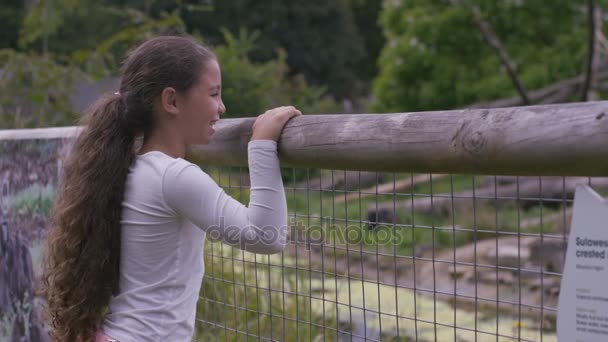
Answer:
527;276;561;294
485;245;530;268
529;238;567;273
475;269;515;285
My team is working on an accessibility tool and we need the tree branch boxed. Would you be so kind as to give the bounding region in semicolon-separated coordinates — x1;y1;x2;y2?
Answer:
469;67;608;108
472;6;531;105
582;0;599;101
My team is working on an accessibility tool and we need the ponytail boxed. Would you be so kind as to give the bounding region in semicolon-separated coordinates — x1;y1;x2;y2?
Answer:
43;95;137;341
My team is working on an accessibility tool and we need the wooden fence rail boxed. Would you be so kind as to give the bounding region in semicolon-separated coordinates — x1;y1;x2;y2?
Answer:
2;101;607;176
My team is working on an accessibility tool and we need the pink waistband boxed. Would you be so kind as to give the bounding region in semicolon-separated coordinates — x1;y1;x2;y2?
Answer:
95;329;119;342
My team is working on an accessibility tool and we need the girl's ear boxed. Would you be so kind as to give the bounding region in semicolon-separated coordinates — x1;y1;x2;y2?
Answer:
160;87;179;116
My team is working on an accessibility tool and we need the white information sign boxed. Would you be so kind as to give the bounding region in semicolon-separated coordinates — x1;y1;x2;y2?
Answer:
558;185;608;341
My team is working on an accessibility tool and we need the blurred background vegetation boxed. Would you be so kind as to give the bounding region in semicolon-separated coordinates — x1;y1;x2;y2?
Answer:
1;0;607;129
2;2;607;340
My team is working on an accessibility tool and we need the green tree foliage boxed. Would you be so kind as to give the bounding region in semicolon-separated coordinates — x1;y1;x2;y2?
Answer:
0;1;188;129
0;0;339;129
185;0;368;100
213;29;340;117
18;0;188;66
372;0;606;112
0;0;25;50
0;50;84;128
349;0;385;84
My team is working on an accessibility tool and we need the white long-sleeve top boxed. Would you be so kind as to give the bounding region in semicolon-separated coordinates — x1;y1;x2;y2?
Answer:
102;140;288;342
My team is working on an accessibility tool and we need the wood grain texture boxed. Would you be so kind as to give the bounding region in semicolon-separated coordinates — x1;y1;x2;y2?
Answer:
189;101;608;176
2;102;607;176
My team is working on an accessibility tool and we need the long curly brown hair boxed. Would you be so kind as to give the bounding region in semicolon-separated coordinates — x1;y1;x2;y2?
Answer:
41;35;215;341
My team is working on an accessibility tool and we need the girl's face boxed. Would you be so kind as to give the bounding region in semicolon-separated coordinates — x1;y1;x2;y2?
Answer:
178;59;226;145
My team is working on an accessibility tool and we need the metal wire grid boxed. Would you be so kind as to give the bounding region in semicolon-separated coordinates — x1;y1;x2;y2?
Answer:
195;167;599;342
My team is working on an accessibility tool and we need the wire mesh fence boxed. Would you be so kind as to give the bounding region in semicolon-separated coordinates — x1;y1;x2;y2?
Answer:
195;166;607;342
1;104;606;342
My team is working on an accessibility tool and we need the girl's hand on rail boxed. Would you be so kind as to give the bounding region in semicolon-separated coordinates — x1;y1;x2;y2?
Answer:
251;106;302;142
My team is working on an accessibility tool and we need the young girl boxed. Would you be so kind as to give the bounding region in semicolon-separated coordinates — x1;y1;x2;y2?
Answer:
43;35;301;342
